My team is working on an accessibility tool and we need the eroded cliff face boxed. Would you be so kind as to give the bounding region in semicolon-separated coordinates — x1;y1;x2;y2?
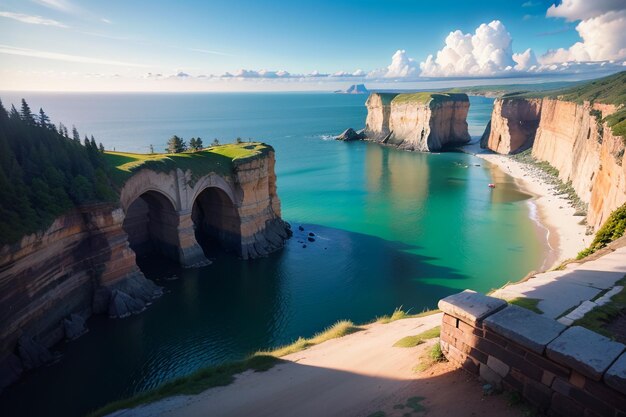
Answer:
364;93;470;151
0;205;161;389
484;97;626;230
0;148;290;390
483;97;542;154
532;100;625;229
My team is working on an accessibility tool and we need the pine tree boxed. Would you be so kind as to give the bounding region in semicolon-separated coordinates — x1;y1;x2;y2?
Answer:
72;126;81;142
149;144;154;154
166;135;186;153
90;135;97;149
38;108;50;128
9;105;20;120
99;142;105;152
212;138;220;146
84;136;90;148
192;137;203;151
0;99;8;121
20;99;35;125
189;137;197;150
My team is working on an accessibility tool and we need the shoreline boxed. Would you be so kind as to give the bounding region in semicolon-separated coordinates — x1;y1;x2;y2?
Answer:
463;142;591;270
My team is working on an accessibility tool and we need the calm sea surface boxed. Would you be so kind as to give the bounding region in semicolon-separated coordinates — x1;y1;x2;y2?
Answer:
0;93;544;417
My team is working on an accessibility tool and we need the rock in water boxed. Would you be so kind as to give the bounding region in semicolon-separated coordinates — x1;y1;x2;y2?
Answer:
63;313;88;340
336;128;365;141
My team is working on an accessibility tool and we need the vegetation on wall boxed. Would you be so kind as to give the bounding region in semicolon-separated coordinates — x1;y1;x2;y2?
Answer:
577;203;626;259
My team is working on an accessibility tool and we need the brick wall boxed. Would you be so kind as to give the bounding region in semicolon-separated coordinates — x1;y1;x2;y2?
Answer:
438;290;626;417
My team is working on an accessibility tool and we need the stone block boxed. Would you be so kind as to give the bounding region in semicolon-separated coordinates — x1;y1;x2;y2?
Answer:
480;362;502;387
605;352;626;395
438;290;506;325
550;392;584;417
484;305;566;354
487;355;510;377
523;378;552;411
547;326;625;381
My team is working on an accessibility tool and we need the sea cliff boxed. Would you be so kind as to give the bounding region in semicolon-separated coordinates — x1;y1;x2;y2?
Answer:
482;95;625;231
0;144;290;390
364;92;470;151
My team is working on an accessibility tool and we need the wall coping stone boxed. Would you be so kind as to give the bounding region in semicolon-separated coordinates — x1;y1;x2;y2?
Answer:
438;290;507;325
546;326;625;381
605;352;626;395
483;305;566;354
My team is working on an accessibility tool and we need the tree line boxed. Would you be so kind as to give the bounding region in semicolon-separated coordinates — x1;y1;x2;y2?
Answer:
0;98;116;245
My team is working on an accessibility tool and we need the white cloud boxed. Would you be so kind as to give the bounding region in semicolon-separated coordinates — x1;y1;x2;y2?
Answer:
542;6;626;64
419;20;516;76
0;11;67;27
371;49;419;78
0;44;150;67
32;0;75;13
101;18;111;24
513;48;538;70
546;0;624;21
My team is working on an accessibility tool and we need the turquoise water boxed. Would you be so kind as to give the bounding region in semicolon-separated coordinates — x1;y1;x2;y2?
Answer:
0;93;544;417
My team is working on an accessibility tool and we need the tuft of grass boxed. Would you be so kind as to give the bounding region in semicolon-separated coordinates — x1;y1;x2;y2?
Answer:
393;326;441;348
573;276;626;338
577;203;626;259
88;320;359;417
391;92;468;106
256;320;360;357
414;341;447;372
376;307;440;324
508;297;543;314
406;396;426;412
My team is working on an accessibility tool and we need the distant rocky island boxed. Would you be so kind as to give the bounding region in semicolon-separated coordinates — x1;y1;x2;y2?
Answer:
334;84;369;94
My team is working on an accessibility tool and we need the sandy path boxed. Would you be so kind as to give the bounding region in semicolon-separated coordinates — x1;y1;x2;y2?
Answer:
111;314;523;417
464;143;591;267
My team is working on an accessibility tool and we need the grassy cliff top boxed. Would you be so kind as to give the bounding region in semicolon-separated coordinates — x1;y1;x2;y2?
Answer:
104;142;271;186
390;92;469;105
504;71;626;105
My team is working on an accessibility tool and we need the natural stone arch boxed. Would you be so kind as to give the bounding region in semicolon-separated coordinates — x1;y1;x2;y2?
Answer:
190;174;241;209
191;186;242;254
122;189;181;262
119;170;180;214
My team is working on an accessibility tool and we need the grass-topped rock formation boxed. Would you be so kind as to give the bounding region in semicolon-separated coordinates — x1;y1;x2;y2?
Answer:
364;92;471;151
0;100;290;391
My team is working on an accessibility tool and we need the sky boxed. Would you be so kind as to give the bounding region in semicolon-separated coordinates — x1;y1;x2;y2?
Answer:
0;0;624;91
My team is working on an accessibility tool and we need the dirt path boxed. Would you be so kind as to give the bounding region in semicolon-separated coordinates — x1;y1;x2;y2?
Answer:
111;314;524;417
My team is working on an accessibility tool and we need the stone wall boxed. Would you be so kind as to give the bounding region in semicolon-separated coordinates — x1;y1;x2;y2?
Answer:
438;290;626;417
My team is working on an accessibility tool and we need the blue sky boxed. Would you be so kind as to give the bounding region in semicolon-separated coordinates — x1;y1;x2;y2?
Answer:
0;0;624;91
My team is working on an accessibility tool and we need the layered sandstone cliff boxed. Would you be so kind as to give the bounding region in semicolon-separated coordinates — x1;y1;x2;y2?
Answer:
483;97;542;154
365;92;470;151
0;204;162;389
483;97;626;230
0;145;290;390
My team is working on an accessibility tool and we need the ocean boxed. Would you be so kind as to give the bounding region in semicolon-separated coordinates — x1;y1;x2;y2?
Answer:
0;92;544;417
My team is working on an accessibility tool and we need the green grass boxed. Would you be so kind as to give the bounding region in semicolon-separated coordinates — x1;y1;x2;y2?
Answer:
256;320;360;357
103;142;270;187
573;276;626;338
391;92;468;106
393;326;441;348
577;203;626;259
508;297;542;314
375;307;440;324
87;319;359;417
414;341;447;372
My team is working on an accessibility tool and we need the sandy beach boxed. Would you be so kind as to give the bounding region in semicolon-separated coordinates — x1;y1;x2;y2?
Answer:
464;142;591;269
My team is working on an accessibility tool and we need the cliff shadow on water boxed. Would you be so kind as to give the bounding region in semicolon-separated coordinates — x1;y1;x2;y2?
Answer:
0;223;476;417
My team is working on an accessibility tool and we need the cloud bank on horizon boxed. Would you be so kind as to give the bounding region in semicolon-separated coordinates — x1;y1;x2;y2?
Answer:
180;0;626;82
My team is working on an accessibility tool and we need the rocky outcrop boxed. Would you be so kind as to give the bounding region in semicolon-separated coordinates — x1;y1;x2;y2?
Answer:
335;84;369;94
336;128;366;141
481;97;542;154
484;97;626;230
0;145;290;390
0;204;160;390
364;92;470;151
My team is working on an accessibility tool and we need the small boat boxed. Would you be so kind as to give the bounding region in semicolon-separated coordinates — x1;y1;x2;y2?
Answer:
488;183;496;188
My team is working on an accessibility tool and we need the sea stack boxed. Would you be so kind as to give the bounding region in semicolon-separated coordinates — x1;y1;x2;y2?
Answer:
364;92;471;151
